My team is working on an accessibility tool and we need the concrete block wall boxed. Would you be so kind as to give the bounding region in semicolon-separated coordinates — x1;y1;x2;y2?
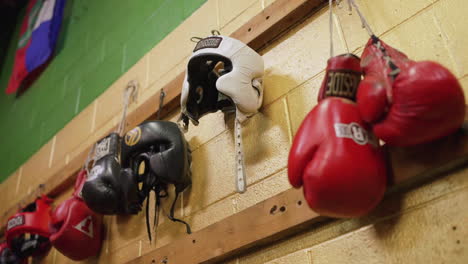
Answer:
0;0;467;263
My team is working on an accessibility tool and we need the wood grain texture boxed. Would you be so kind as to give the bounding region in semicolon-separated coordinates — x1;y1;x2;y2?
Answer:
231;0;323;51
129;188;325;264
0;0;326;237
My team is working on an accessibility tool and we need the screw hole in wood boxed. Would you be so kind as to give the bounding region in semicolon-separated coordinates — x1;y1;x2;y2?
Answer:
248;27;252;32
297;200;302;206
270;205;277;214
192;239;196;244
279;206;286;212
266;15;270;20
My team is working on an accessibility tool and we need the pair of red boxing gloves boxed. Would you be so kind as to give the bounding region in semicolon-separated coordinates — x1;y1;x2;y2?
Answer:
288;36;465;218
5;170;103;261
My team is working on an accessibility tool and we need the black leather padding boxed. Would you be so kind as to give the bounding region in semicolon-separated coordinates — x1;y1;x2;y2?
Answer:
121;121;192;193
0;244;23;264
82;157;118;214
82;133;142;215
10;235;50;259
184;54;235;124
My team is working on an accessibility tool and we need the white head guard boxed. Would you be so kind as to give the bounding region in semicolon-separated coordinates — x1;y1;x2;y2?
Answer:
180;35;264;127
180;35;265;193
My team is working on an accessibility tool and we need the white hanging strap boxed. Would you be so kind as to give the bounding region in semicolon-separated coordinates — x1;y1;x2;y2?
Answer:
117;80;138;136
234;117;247;193
329;0;334;57
347;0;374;36
83;144;96;175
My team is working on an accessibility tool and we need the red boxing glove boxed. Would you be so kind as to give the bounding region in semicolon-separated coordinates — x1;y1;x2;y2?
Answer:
357;36;465;146
49;170;103;261
289;54;387;218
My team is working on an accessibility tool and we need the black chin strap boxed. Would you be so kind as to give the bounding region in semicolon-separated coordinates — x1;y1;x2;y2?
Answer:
145;185;191;242
145;184;165;242
145;193;152;242
167;191;192;234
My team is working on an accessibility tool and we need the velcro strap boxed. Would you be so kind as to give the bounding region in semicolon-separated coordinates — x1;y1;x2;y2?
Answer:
235;117;246;193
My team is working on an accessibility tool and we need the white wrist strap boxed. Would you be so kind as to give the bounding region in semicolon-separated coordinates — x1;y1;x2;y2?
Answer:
234;117;246;193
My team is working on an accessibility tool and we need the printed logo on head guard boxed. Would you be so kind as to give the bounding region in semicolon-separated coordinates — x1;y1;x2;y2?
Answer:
193;36;222;52
7;215;24;230
74;216;94;238
20;240;38;252
325;71;361;100
334;122;368;145
124;127;141;146
94;137;111;161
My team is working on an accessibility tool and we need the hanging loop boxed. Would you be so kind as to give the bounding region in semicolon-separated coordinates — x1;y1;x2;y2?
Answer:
190;36;203;43
127;80;138;102
83;143;96;174
190;29;221;43
18;198;26;210
329;0;334;58
347;0;374;36
117;80;139;136
34;183;46;198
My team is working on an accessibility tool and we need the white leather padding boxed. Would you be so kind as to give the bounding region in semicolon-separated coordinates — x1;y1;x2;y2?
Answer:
180;35;264;124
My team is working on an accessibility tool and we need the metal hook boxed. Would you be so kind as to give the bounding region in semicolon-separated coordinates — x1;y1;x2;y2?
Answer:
125;80;139;103
17;198;25;210
34;184;46;198
117;80;139;136
157;89;166;120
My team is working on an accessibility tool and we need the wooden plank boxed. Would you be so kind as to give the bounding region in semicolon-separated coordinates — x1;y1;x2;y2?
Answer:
0;0;325;236
128;125;468;264
130;189;323;264
232;0;323;51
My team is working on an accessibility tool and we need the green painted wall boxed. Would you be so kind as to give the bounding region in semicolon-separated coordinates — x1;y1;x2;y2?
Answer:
0;0;207;181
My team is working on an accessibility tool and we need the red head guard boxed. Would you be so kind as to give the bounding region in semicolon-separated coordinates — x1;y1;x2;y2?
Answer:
6;195;52;258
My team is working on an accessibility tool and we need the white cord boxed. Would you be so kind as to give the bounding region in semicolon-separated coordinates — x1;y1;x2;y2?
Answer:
117;80;138;136
83;144;95;175
348;0;374;36
329;0;334;57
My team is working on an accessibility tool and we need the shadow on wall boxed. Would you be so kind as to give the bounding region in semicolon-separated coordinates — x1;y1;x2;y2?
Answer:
182;136;204;218
238;72;301;165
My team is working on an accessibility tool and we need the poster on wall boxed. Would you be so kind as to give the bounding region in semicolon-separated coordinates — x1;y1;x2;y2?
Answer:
5;0;66;96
